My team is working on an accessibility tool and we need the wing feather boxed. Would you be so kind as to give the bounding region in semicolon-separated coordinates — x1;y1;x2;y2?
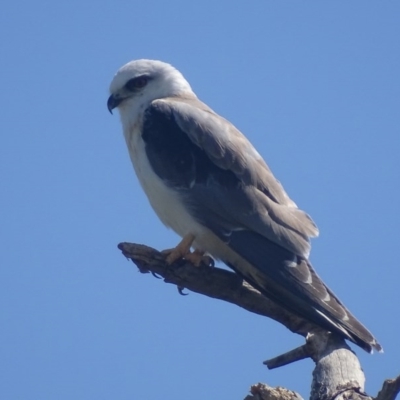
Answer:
151;97;318;257
140;97;381;353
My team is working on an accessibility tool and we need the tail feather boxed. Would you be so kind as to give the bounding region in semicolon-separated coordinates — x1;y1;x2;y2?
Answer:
221;229;382;353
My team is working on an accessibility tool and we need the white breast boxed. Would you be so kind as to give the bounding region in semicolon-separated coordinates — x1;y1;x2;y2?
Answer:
123;124;206;239
121;112;244;263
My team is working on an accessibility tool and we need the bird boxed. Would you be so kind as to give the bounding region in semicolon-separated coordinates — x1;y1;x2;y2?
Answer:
107;59;382;353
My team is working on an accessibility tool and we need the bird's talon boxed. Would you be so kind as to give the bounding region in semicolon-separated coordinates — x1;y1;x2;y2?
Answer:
202;255;215;268
161;234;195;264
184;250;214;268
161;248;182;265
177;286;189;296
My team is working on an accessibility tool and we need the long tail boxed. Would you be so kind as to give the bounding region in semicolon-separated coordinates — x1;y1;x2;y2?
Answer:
222;229;382;353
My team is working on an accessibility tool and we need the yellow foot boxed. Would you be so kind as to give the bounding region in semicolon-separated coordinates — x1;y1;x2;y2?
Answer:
161;234;195;265
184;249;214;267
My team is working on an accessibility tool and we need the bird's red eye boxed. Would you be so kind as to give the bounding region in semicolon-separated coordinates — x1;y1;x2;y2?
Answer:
125;76;148;91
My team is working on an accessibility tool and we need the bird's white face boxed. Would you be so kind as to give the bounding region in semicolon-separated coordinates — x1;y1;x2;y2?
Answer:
107;59;194;126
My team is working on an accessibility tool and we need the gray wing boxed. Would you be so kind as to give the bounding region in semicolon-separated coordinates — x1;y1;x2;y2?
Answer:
141;97;381;352
154;97;319;258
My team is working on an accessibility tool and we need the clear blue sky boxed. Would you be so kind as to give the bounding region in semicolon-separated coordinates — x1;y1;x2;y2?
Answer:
1;1;399;399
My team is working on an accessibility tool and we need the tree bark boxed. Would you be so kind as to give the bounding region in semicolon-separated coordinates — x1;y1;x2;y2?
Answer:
118;242;399;400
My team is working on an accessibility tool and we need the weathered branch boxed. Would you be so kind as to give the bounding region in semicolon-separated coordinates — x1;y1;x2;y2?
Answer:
376;375;400;400
118;242;317;338
118;242;398;400
244;383;304;400
263;344;310;369
307;332;368;400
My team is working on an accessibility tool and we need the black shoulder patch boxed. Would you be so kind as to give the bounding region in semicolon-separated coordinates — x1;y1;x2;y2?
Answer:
142;103;238;189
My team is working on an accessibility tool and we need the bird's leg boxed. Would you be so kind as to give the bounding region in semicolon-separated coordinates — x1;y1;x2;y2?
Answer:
184;249;214;267
161;234;195;265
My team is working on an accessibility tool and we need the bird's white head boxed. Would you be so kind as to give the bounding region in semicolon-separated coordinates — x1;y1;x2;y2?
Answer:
107;59;194;122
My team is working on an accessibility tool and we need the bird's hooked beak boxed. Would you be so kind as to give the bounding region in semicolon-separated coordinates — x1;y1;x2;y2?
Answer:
107;94;123;114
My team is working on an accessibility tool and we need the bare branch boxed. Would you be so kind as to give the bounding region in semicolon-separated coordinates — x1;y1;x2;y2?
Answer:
263;344;310;370
118;242;317;338
376;375;400;400
118;242;398;400
307;332;369;400
244;383;303;400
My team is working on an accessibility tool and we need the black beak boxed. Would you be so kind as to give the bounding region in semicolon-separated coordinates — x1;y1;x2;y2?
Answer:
107;94;122;114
